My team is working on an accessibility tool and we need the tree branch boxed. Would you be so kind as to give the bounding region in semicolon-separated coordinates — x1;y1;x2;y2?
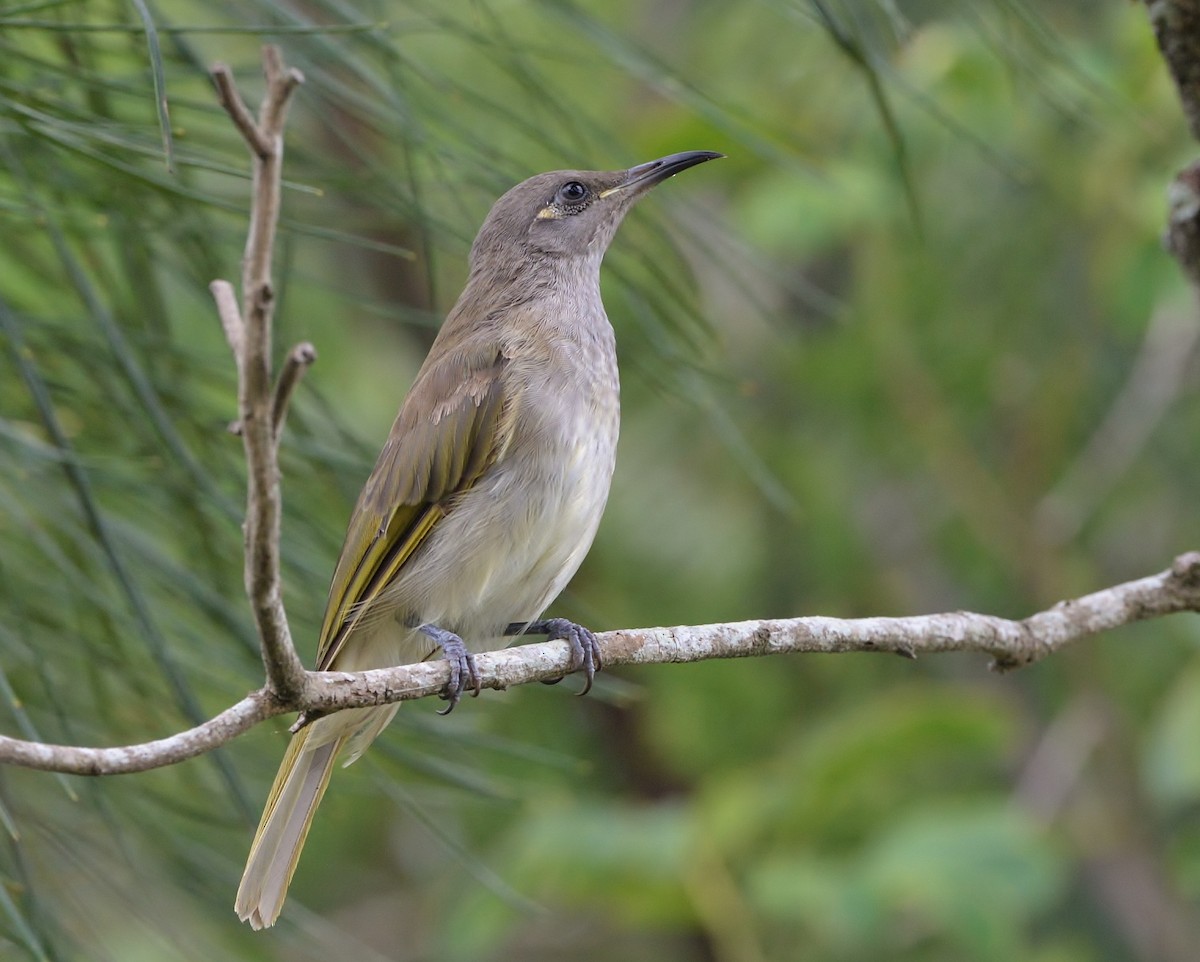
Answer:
210;63;271;159
0;553;1196;776
208;279;243;361
1146;0;1200;143
1166;159;1200;285
271;341;316;439
209;47;308;703
0;691;282;776
1146;1;1200;285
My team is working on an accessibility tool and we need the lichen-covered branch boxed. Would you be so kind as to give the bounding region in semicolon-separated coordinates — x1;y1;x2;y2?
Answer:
0;691;282;775
1145;0;1200;142
1146;2;1200;285
1;553;1195;776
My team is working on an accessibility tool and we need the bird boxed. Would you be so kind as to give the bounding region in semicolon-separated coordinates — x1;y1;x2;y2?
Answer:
234;149;722;928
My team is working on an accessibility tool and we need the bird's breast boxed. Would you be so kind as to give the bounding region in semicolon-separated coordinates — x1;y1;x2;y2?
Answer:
492;323;621;603
385;314;620;646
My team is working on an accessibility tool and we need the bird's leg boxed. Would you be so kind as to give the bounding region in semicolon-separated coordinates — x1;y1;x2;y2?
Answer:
418;624;481;714
505;618;602;695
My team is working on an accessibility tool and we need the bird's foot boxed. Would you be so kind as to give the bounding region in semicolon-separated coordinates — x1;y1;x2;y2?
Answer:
506;618;602;695
419;624;480;714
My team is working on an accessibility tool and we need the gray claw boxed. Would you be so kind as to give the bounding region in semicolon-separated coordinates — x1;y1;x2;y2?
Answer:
537;617;601;695
419;624;480;714
504;618;603;692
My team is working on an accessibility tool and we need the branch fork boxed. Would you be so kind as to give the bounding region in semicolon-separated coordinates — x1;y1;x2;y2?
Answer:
208;47;310;703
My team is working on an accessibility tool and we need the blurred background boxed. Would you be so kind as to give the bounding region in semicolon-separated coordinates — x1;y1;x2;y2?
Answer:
1;1;1199;960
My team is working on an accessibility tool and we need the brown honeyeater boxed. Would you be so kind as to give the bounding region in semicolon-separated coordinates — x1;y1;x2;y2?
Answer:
235;150;722;929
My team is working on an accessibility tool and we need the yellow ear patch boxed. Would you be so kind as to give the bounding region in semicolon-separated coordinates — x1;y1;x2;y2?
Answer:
536;206;562;220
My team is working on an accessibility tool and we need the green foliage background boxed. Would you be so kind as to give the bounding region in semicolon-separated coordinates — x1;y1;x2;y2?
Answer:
1;1;1199;960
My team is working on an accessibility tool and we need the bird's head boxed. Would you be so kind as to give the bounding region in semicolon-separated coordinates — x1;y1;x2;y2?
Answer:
469;150;722;266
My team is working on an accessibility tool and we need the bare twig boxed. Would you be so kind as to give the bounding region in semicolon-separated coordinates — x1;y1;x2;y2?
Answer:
1;553;1196;776
209;279;243;360
271;341;316;438
0;691;280;776
210;63;271;158
210;47;307;702
258;46;304;142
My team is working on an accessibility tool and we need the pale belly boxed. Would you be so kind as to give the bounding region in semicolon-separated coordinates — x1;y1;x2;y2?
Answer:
341;373;620;671
321;416;616;758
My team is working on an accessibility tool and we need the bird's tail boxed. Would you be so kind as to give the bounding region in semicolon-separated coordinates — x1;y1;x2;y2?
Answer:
234;724;343;930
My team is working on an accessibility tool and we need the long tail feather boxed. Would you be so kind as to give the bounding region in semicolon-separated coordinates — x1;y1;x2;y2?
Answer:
234;726;343;929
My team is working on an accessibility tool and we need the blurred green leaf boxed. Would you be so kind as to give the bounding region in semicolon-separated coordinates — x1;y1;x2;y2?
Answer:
748;805;1062;960
1144;661;1200;811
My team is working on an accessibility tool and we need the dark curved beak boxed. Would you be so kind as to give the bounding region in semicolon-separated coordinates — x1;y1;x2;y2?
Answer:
602;150;724;197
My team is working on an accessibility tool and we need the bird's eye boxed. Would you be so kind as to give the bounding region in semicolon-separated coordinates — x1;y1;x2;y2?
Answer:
557;181;588;204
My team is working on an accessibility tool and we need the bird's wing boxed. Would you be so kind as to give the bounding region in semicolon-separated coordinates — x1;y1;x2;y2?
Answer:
315;339;514;670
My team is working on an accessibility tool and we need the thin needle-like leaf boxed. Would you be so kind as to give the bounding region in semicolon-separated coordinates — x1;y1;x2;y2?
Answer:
809;0;922;234
126;0;174;173
0;297;251;819
0;849;49;962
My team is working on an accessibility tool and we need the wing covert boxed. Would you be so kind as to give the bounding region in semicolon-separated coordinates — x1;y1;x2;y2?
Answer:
315;345;512;669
